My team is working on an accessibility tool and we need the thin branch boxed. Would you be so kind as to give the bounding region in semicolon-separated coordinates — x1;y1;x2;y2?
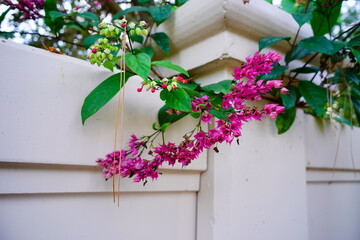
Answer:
0;31;86;48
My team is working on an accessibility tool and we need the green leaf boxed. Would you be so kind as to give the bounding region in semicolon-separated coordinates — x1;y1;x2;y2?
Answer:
160;122;172;132
49;11;69;22
160;88;191;112
83;34;102;49
298;36;345;55
44;0;65;33
311;0;342;36
258;36;291;51
81;72;134;124
258;65;286;80
210;95;224;108
112;6;150;20
345;69;360;85
351;48;360;63
77;20;89;28
182;82;200;90
141;46;154;58
285;45;312;63
148;5;172;26
152;122;158;131
66;23;87;35
352;97;360;125
179;83;202;98
347;36;360;48
103;61;115;72
138;0;151;5
280;0;297;13
175;0;188;6
77;12;99;22
0;7;10;26
125;53;151;81
299;80;327;116
0;32;14;38
276;107;297;134
290;66;320;74
152;60;189;77
210;109;228;121
129;34;144;44
190;112;201;118
202;80;232;94
280;86;298;109
158;105;188;126
151;32;170;55
292;11;313;27
350;85;360;99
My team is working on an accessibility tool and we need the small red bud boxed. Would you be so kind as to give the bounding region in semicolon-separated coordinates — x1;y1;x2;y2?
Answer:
121;23;127;28
151;88;156;93
173;86;178;90
137;87;143;92
91;49;97;53
162;83;167;88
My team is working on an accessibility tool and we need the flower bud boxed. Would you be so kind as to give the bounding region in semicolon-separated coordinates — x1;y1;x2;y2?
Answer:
108;54;113;60
130;29;135;35
129;22;136;29
108;25;115;32
104;48;110;54
150;81;157;88
135;27;142;35
139;21;147;27
167;85;172;91
142;29;148;36
98;22;107;28
280;87;289;94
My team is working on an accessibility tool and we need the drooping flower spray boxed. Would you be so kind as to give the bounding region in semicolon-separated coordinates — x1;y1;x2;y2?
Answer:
97;51;286;184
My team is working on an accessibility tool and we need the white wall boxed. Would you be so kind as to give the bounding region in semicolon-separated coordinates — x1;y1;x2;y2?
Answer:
0;39;203;240
1;0;360;239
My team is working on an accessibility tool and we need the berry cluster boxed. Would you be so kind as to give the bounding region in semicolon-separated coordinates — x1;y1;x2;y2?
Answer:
137;76;189;93
88;38;118;66
88;19;148;66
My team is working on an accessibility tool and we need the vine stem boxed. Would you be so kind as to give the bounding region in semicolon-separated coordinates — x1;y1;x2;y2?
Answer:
0;31;86;48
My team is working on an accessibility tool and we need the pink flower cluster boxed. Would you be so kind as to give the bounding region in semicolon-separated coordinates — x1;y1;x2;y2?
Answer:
97;135;202;182
97;51;286;182
4;0;44;20
233;51;282;81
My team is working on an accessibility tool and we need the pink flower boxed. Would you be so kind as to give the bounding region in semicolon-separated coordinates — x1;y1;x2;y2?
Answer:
200;113;213;124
